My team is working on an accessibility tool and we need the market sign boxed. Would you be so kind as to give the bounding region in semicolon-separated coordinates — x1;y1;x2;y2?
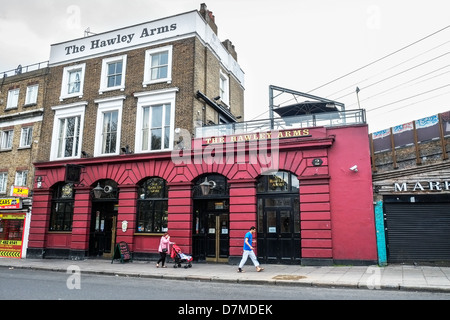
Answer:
0;198;22;210
11;186;29;198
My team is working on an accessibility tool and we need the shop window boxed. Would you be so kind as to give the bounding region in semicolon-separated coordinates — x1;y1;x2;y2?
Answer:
136;178;168;233
49;183;75;231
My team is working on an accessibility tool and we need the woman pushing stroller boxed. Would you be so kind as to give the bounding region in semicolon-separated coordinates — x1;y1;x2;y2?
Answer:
156;232;174;268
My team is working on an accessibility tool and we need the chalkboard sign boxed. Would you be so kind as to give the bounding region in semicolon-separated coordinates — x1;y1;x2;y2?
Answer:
111;241;133;264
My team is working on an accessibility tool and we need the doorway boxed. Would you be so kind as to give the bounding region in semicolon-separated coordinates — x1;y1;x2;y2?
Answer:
257;196;300;264
89;202;118;258
193;200;230;262
206;212;229;262
256;171;301;264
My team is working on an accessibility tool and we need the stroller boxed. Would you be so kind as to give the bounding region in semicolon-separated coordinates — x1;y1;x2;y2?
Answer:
170;244;193;268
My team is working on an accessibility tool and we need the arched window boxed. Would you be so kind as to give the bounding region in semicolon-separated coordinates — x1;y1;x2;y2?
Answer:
136;177;168;233
256;171;299;194
49;182;75;231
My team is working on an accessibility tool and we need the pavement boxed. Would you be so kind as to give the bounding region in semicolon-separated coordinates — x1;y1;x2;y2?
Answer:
1;257;450;293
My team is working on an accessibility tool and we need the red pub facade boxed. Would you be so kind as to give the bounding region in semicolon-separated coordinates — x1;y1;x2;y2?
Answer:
28;124;378;265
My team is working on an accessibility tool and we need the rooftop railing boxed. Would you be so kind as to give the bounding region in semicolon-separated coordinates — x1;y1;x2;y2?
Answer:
195;109;366;138
1;61;49;79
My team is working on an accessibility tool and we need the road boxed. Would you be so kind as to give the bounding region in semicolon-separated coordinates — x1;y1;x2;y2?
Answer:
2;268;450;300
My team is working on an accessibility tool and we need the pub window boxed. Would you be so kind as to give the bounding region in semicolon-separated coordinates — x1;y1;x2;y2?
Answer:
6;88;20;110
136;177;168;233
256;171;299;193
49;183;75;231
0;130;13;150
25;84;39;106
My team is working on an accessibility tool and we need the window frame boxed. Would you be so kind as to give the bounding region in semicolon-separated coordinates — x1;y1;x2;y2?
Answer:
219;70;230;107
50;102;87;161
19;126;33;148
49;183;75;232
134;88;177;154
6;88;20;110
25;84;39;106
0;172;7;194
14;171;28;187
94;96;124;157
143;45;173;86
136;177;169;233
0;129;14;151
99;55;127;94
59;63;86;101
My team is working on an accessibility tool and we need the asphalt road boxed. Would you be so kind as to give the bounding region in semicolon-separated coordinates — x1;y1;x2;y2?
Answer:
1;268;450;301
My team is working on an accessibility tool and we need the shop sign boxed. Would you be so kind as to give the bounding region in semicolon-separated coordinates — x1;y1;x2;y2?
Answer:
203;129;311;145
0;240;22;258
0;198;22;210
11;186;29;198
394;181;450;192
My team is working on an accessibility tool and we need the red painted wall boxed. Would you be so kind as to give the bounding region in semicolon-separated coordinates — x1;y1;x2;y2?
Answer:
29;125;377;263
327;125;377;260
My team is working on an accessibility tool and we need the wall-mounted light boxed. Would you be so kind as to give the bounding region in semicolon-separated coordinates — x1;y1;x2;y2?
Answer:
200;177;216;196
92;182;103;199
349;165;358;172
81;151;89;158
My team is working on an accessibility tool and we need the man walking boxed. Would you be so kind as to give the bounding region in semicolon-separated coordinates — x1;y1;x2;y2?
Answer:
237;226;264;272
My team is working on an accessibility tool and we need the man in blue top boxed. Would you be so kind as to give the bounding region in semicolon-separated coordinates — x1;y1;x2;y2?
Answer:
237;226;264;272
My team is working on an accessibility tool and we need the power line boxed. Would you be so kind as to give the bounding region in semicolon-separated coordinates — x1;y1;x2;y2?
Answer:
306;24;450;94
334;51;450;101
367;84;450;112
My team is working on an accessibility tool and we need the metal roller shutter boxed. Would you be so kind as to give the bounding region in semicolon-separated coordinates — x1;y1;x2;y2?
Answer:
384;202;450;263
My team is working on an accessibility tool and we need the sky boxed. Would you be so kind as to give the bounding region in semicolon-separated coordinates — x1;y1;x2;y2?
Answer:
1;0;449;133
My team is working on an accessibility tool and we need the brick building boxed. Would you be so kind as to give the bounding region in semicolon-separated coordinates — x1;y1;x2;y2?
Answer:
0;62;48;258
4;4;377;265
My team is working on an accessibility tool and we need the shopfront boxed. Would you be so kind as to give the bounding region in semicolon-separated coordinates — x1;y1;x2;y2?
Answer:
0;198;30;259
28;125;378;265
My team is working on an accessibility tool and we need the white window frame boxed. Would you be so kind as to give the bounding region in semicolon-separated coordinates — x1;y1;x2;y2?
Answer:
19;126;33;148
99;55;127;94
6;88;20;109
219;70;230;107
14;171;28;187
143;45;173;87
25;84;39;105
50;102;87;161
60;63;86;101
0;172;7;194
94;96;124;157
134;88;178;153
0;130;13;150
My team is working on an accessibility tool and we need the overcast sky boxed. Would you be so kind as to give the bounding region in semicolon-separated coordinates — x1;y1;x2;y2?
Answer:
1;0;449;133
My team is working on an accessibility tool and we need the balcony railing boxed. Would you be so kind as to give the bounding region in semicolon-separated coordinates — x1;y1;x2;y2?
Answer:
195;109;366;138
1;61;49;79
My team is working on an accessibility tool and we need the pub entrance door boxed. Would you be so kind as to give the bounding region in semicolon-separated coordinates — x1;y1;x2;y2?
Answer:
89;201;118;258
193;199;229;262
256;171;301;264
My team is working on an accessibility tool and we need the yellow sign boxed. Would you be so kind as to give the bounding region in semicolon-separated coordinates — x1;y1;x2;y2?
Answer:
12;186;29;198
0;214;25;220
0;198;22;210
0;240;22;246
